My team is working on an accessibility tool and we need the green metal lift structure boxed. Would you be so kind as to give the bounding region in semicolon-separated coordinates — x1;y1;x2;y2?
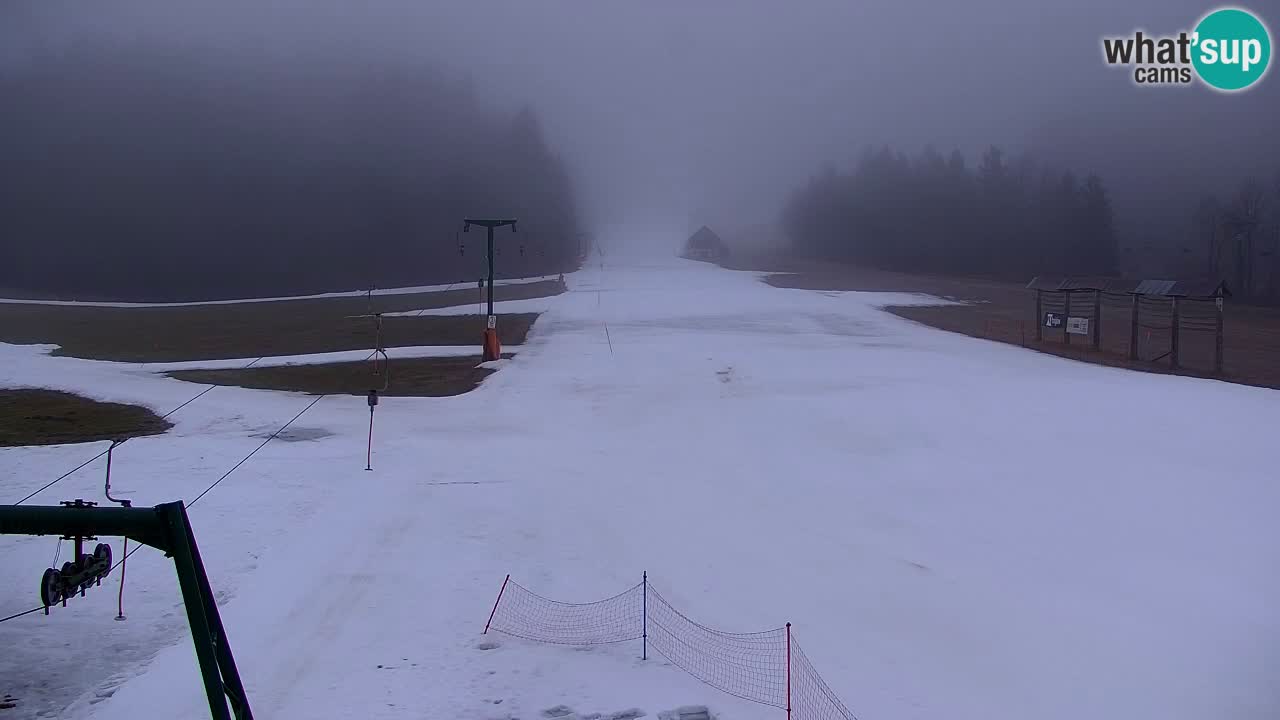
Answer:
0;501;254;720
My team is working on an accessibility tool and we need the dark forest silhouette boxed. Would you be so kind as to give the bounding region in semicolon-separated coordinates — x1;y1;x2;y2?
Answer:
782;146;1118;279
0;42;581;301
1189;175;1280;304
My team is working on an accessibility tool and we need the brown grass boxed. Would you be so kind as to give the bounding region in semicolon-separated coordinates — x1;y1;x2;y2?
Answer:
0;280;561;362
758;261;1280;391
167;354;511;397
0;389;171;447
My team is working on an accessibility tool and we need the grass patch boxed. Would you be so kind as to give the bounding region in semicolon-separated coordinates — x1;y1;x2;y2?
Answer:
167;354;513;397
0;279;560;362
753;259;1280;391
0;389;172;447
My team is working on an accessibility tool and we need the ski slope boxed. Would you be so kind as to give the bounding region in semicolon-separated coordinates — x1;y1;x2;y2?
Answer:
1;243;1278;720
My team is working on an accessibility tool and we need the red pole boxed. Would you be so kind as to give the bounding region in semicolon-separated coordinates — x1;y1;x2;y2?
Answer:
115;537;127;621
484;574;511;634
786;622;792;720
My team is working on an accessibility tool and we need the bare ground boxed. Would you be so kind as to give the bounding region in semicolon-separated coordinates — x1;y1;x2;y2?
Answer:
0;389;171;447
0;279;562;363
1;278;563;444
167;354;513;397
744;256;1280;391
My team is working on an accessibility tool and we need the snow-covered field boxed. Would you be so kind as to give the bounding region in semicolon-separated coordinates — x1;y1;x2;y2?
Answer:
2;244;1278;720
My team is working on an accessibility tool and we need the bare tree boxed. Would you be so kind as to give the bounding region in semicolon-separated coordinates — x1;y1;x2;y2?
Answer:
1194;195;1222;276
1226;179;1267;296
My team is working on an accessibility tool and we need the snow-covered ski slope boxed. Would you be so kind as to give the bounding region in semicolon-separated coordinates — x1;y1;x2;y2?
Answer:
1;243;1277;720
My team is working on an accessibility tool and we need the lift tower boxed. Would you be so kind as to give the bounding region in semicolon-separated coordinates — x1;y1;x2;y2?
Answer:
463;218;517;361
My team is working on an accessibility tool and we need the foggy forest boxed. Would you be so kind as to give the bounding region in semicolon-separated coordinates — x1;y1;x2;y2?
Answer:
0;41;579;300
1;1;1278;300
783;146;1119;276
3;4;1280;720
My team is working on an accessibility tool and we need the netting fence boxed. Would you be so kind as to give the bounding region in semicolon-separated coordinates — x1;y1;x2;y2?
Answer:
483;574;857;720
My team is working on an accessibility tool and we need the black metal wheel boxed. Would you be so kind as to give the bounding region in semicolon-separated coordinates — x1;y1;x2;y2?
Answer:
94;543;112;577
40;568;62;607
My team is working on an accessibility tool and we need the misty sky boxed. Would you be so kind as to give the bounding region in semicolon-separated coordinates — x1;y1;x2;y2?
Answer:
5;0;1278;237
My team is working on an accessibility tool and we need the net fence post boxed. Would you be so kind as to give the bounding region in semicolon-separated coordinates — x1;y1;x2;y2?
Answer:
1129;293;1139;360
786;622;792;720
1063;292;1072;346
1034;290;1043;342
1091;290;1101;351
484;574;510;634
1215;295;1225;375
642;571;648;661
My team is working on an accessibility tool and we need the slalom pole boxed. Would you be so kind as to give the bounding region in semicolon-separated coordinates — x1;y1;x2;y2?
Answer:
116;537;128;621
365;390;378;471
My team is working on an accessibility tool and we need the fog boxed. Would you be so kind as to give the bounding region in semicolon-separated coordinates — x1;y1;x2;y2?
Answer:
2;1;1278;298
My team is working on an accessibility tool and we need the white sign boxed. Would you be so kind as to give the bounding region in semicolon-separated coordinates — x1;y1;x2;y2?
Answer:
487;315;497;329
1066;316;1090;335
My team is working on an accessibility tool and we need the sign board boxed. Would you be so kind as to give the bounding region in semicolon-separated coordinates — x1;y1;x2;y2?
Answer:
1043;312;1063;328
1066;316;1090;335
487;315;497;329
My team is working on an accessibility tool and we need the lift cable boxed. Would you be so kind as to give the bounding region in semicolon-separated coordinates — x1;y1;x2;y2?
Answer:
3;346;385;623
0;382;331;624
10;357;265;506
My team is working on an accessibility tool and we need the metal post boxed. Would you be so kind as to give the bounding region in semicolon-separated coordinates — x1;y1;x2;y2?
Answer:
1035;290;1043;342
0;502;253;720
173;504;253;720
464;219;516;363
164;504;233;720
105;439;131;507
116;536;128;621
1171;296;1181;369
105;442;115;498
642;571;647;661
1215;296;1225;375
1063;292;1072;346
785;622;792;720
1091;290;1101;351
487;226;496;318
484;574;510;634
1129;294;1139;361
366;390;378;472
365;408;374;472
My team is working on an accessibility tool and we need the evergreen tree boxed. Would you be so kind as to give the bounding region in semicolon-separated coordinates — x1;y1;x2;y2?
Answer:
781;145;1119;278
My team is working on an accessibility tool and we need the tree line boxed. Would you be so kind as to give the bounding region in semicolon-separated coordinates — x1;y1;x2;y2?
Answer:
782;146;1118;278
1190;173;1280;303
0;41;581;301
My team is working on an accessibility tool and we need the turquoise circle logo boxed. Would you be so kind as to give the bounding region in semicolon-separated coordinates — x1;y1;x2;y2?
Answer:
1192;8;1272;91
